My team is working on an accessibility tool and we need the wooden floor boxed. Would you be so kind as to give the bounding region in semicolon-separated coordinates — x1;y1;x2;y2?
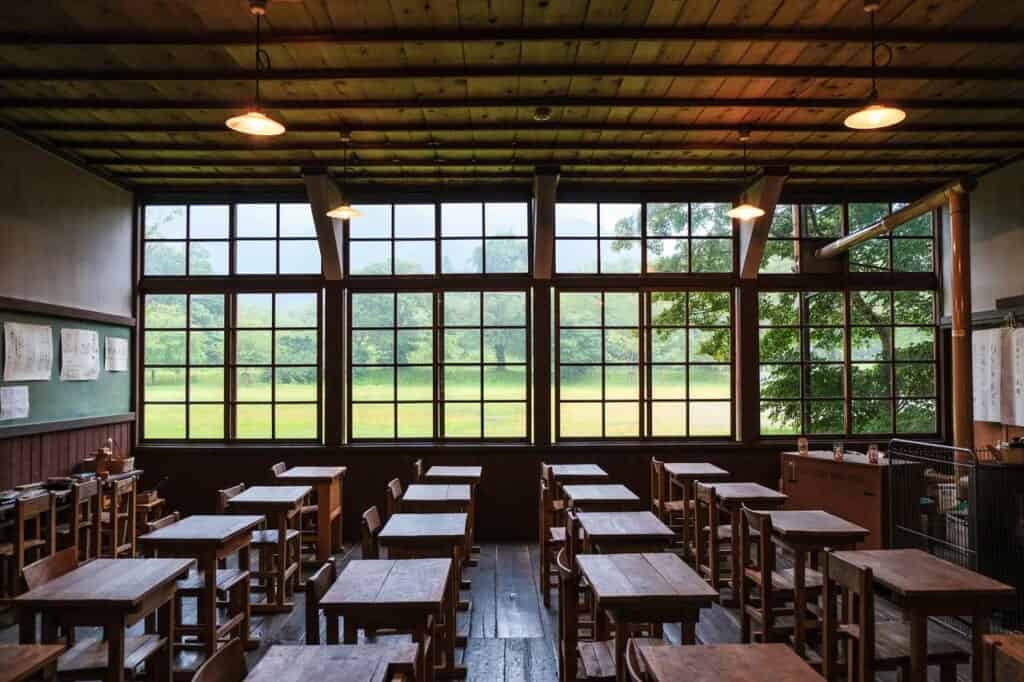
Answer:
1;542;973;681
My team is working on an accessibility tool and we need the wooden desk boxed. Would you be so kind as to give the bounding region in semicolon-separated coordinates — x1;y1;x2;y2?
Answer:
14;558;193;682
834;549;1016;682
664;462;730;558
549;464;609;485
247;643;417;682
274;466;346;561
423;467;481;567
577;553;718;682
765;510;869;656
577;511;675;554
225;485;310;613
983;634;1024;682
0;644;65;681
563;484;642;512
138;514;264;664
713;482;787;605
635;642;822;682
402;484;472;514
320;559;455;681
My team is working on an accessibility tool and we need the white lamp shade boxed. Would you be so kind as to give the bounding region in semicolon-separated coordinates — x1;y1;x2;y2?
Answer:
727;203;766;221
326;202;362;220
225;110;286;136
843;103;907;130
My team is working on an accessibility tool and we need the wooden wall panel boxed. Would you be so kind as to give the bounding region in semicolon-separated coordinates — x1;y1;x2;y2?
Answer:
0;420;133;490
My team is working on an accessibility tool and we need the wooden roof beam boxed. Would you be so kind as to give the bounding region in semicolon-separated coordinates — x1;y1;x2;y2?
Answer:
300;170;344;280
738;168;789;279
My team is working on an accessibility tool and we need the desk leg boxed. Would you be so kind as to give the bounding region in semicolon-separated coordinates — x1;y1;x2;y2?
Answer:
201;553;217;664
156;599;174;682
727;506;741;607
276;511;288;609
973;614;991;682
316;482;332;562
909;608;928;682
681;618;696;645
793;549;806;657
105;615;127;682
614;616;628;682
325;609;339;644
237;544;257;649
18;606;36;643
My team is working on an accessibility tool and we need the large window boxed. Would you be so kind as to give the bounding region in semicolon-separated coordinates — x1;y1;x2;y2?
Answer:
441;203;530;274
848;203;935;273
348;204;436;276
556;290;732;440
555;202;734;274
758;289;937;437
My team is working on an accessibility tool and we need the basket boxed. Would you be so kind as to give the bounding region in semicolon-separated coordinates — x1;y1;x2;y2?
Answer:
107;457;135;475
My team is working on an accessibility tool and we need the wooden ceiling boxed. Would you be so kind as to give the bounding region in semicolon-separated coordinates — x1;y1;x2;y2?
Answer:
2;0;1024;195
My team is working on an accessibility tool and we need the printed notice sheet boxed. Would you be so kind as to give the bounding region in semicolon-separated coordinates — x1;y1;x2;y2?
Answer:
0;385;29;420
3;322;53;381
105;337;129;372
1006;328;1024;427
60;328;100;381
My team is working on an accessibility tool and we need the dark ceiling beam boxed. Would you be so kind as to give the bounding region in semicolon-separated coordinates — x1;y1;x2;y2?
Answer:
111;170;960;181
3;96;1024;111
1;64;1022;82
2;26;1021;46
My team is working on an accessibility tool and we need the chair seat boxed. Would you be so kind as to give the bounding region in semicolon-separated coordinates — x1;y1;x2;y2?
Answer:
662;499;692;513
577;640;617;680
177;568;250;595
301;504;319;516
744;566;824;593
704;524;760;541
839;620;971;667
58;634;163;675
251;529;300;546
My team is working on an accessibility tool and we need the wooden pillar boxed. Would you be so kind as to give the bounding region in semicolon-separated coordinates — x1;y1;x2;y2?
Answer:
533;168;558;446
736;280;759;444
324;282;344;446
950;190;974;453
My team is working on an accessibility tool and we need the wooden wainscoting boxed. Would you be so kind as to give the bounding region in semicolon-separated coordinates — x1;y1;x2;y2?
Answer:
0;418;133;489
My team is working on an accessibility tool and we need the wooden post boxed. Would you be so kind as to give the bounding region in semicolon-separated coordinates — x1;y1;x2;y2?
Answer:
738;167;788;279
950;189;974;454
301;171;344;280
533;167;558;446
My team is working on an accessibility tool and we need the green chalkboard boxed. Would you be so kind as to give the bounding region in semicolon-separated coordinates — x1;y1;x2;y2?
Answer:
0;310;131;429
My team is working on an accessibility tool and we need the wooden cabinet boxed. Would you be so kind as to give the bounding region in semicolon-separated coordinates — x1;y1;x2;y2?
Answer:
779;451;888;550
983;635;1024;682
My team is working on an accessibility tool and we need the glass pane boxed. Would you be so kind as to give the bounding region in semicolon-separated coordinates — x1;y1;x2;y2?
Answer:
189;404;223;439
848;203;889;231
351;330;393;364
894;291;934;325
895;327;934;361
851;326;891;361
809;327;844;362
646;203;688;236
445;403;481;437
560;330;601;363
352;293;394;328
189;331;223;365
690;203;731;236
604;293;639;327
801;205;841;238
484;403;526;438
808;401;844;434
237;294;272;327
559;293;602;327
235;330;271;364
397;404;433;438
145;242;185;275
652;329;686;363
690;402;730;436
485;239;528;273
556;203;597;236
600;204;641;236
850;238;889;272
605;329;639;363
484;365;526;400
441;203;482;237
398;293;433;327
350;241;392;275
651;365;686;399
275;404;317;438
189;205;229;239
236;240;276;274
276;330;317;365
484;329;525;363
894;212;933;237
559;366;601;400
605;402;640;437
485;202;529;236
651;292;685;327
144;404;185;439
689;328;730;362
349;204;391;238
897;398;936;433
276;293;318;327
397;366;433;401
896;363;935;397
808;364;843;398
189;242;228;275
691;365;730;399
484;292;526;326
760;240;798;274
444;366;480;400
279;203;316;237
805;291;844;325
444;292;480;326
556;239;597;273
190;367;223;401
652;402;686;437
760;365;800;400
759;328;799;363
691;239;732;273
758;292;799;326
600;239;641;273
850;291;891;325
445;330;480;362
893;239;933;272
852;400;893;433
561;403;602;437
145;368;185;402
605;365;639;400
646;238;688;272
769;205;796;238
146;294;187;328
395;240;436;275
852;363;891;398
236;204;276;237
279;240;321;274
690;292;730;326
397;330;432;364
441;239;483;273
275;367;317;401
394;204;435;238
236;367;271;401
760;401;800;435
145;205;186;239
236;404;272;438
352;403;394;439
145;331;185;365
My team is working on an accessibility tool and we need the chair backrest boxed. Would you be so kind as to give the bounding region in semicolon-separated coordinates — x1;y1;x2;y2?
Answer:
413;458;425;482
539;477;552;541
17;491;53;522
650;456;665;511
694;482;717;576
555;547;578;682
23;546;79;591
216;483;246;514
270;462;287;478
305;561;337;644
70;479;102;560
740;505;776;593
564;510;581;570
191;638;247;682
109;476;136;497
385;478;403;518
361;506;383;559
823;552;875;682
16;492;56;561
148;511;181;532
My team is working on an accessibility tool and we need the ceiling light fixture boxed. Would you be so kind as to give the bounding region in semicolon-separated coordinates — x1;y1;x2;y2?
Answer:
844;0;906;130
726;127;765;221
226;0;286;136
533;106;553;122
326;144;361;220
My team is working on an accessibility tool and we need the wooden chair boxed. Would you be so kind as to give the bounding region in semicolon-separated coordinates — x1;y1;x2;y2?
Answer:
305;561;337;645
361;506;383;559
650;457;687;549
56;480;102;563
191;638;247;682
556;540;614;682
1;491;56;597
269;462;288;478
386;478;404;519
100;477;136;558
624;638;667;682
739;506;823;644
271;462;320;561
413;458;425;483
22;547;170;681
822;552;969;682
147;511;180;531
539;464;566;608
693;483;729;592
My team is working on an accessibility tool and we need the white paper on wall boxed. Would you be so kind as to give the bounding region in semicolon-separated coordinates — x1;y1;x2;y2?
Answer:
0;385;29;420
60;328;99;381
972;329;1004;423
105;337;129;372
3;322;53;381
1006;328;1024;427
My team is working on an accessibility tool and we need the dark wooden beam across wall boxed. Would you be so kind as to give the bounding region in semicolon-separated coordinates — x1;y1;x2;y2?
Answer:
4;26;1022;46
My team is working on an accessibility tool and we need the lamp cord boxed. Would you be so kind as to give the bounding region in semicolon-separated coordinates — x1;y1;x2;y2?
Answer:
254;12;272;108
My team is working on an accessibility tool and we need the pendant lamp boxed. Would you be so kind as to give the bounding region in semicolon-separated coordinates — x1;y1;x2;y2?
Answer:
726;128;765;221
326;145;362;220
844;1;906;130
226;1;286;136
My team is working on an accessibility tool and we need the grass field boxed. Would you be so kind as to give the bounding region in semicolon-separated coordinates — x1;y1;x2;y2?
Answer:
143;369;734;439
